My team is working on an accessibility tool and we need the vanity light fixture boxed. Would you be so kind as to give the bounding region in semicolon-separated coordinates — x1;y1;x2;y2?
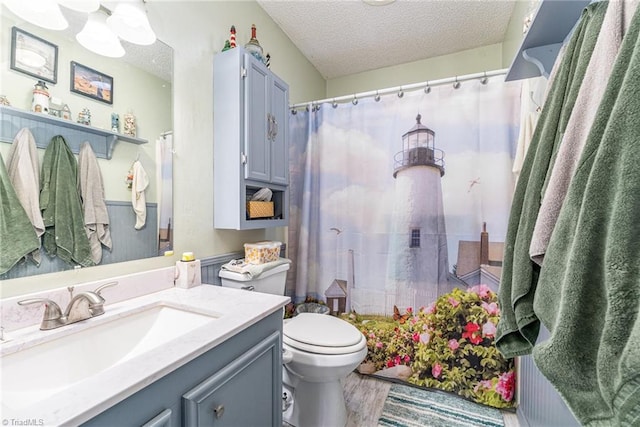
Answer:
107;0;156;46
4;0;68;30
76;8;125;58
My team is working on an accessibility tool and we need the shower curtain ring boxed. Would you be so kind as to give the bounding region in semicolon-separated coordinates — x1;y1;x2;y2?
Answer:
453;77;461;89
374;91;381;102
424;82;431;94
480;72;488;85
291;108;297;115
332;99;338;108
397;87;404;98
352;95;358;105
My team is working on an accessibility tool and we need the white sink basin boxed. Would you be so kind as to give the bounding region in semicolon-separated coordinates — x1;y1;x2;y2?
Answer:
1;303;218;411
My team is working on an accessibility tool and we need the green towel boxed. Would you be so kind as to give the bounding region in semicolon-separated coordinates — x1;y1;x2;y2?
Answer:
40;135;94;267
532;5;640;425
495;1;608;358
0;153;40;275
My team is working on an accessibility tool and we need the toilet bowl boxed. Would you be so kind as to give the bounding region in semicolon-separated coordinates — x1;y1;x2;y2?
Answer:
282;313;367;427
219;260;367;427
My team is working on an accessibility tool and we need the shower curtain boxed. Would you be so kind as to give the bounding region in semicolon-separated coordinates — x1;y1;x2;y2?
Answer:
288;76;522;408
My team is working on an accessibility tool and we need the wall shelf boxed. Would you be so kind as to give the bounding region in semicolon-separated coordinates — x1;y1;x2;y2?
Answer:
0;105;147;159
505;0;591;81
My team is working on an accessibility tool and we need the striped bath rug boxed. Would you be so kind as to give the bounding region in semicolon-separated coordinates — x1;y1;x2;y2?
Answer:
377;383;505;427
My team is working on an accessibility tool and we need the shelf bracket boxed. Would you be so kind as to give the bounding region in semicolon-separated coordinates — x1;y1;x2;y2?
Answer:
106;135;119;160
522;43;563;79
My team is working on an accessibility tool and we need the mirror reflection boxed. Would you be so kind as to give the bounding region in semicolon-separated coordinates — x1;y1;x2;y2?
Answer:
0;5;173;280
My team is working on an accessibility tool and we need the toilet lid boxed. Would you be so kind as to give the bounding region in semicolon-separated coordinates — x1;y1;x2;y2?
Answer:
283;313;364;348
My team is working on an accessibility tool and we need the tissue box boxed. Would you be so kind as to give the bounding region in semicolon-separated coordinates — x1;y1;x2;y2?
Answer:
244;241;281;264
246;201;274;218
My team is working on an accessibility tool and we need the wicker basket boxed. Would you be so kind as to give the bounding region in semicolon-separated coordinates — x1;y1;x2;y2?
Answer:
246;201;274;218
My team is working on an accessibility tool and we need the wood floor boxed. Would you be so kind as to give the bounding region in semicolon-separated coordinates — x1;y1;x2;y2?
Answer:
342;372;520;427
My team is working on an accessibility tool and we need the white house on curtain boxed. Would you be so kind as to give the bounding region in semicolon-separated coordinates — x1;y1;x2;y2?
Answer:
384;114;449;314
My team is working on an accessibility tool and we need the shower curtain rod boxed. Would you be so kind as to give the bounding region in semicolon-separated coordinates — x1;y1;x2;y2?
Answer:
289;68;508;110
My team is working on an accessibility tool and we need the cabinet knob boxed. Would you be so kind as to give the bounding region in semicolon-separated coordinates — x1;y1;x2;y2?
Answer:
213;404;225;419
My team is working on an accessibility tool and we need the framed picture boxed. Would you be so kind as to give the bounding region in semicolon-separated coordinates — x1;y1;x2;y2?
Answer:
10;27;58;84
70;61;113;104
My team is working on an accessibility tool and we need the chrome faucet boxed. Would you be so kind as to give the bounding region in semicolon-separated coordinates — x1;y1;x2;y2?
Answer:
18;281;118;330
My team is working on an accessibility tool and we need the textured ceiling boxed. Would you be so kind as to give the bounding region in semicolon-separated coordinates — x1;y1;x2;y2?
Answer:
257;0;517;79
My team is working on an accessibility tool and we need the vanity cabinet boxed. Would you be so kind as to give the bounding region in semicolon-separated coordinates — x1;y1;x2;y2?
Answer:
81;311;283;427
213;47;290;230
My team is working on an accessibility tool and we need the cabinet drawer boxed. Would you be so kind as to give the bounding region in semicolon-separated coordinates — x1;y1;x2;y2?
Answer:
183;331;281;426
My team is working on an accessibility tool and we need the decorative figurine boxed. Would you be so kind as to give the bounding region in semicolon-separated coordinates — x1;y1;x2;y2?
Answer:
111;112;120;133
0;95;10;106
222;40;231;52
244;24;264;63
124;112;136;137
62;104;71;120
230;25;236;48
77;108;91;126
266;53;271;68
31;80;50;114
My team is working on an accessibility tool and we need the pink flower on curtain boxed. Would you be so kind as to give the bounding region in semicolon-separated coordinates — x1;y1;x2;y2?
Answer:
448;339;460;351
426;302;436;314
375;341;383;349
483;321;497;338
448;297;460;307
469;284;492;300
432;363;442;378
482;301;500;316
496;371;516;401
412;332;421;343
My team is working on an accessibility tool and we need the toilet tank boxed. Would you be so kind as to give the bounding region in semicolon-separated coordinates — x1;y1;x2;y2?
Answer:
219;262;290;295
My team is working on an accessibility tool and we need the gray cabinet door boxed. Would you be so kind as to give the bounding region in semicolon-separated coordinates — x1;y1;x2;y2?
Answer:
270;74;289;186
183;331;282;427
244;55;271;183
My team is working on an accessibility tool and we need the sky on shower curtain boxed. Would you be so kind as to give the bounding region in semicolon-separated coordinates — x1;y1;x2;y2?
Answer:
288;76;522;312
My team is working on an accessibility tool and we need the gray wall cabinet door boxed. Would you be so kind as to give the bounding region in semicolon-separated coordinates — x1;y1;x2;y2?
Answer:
245;57;271;183
269;74;289;186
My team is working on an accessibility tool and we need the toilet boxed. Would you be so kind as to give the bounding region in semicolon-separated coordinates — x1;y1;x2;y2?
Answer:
219;261;367;427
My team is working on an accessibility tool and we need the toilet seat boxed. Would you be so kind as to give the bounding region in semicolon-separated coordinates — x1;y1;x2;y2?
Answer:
283;313;366;355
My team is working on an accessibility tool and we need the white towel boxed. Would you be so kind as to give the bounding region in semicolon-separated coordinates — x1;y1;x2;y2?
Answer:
78;142;112;264
530;0;636;265
5;128;44;264
221;257;291;279
512;77;546;180
131;160;149;230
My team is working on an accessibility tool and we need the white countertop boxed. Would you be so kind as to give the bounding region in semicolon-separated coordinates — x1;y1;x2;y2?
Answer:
0;285;289;426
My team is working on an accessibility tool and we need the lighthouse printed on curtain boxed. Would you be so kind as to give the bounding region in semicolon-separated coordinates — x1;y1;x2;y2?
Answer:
384;115;451;314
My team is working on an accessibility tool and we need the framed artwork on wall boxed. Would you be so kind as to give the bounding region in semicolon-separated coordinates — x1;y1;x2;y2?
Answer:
10;26;58;84
70;61;113;104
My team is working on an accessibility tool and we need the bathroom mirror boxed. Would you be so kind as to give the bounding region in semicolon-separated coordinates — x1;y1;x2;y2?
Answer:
0;6;173;279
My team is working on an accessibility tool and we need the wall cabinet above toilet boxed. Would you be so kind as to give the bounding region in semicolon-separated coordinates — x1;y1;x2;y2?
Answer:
213;47;290;230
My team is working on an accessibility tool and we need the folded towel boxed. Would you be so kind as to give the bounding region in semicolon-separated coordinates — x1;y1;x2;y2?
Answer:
0;152;40;275
5;128;45;264
530;0;634;265
221;257;291;279
131;160;149;230
495;1;608;359
532;4;640;424
40;135;94;267
78;142;112;264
